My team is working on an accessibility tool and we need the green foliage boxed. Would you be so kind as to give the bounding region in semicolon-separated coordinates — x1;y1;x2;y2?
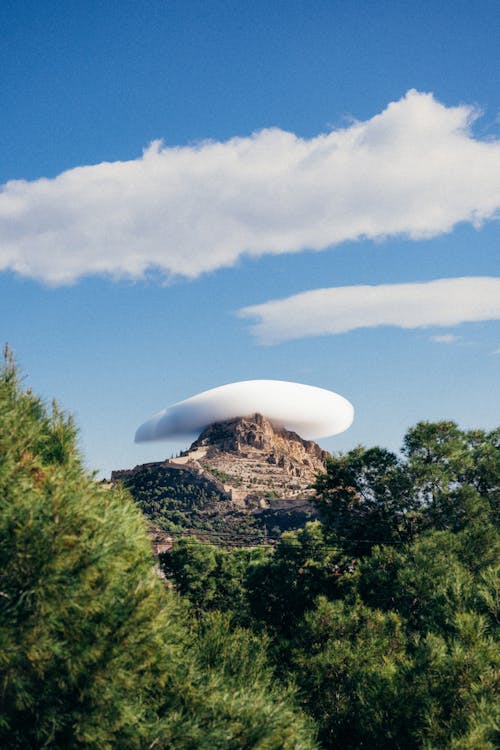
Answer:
407;611;499;750
313;421;499;554
121;463;296;543
0;352;318;750
290;597;499;750
403;421;499;531
291;597;411;749
206;466;243;486
245;522;349;638
162;522;352;641
162;538;269;616
0;351;179;747
191;611;318;749
4;348;497;750
477;564;500;630
358;533;476;634
293;527;500;748
314;446;417;553
161;416;499;750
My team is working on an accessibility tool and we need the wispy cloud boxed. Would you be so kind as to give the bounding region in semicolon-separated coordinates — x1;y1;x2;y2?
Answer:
1;91;500;284
430;334;461;344
238;277;500;344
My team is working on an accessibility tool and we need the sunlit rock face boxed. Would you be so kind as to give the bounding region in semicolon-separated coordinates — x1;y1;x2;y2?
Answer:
185;413;330;499
135;380;354;443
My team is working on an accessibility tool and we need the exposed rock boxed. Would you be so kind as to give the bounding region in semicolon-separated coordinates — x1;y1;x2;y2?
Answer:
111;414;329;545
173;413;329;503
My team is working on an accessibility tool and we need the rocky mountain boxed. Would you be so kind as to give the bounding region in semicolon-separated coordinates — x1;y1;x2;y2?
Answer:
180;413;328;505
111;414;329;545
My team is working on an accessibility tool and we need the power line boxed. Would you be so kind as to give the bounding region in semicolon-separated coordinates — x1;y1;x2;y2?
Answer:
159;527;411;550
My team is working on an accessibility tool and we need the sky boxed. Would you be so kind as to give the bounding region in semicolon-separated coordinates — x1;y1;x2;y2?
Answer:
1;0;499;477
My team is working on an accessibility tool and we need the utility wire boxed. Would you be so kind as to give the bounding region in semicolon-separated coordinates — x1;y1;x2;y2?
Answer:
157;527;411;550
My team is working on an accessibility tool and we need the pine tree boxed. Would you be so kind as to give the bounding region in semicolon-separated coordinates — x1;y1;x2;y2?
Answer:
0;351;317;750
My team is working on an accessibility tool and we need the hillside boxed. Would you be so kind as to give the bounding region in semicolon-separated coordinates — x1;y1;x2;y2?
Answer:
111;414;326;544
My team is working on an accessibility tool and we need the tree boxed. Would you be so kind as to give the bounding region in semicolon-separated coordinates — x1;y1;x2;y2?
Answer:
154;410;499;750
403;421;499;531
313;446;417;553
245;522;348;638
314;423;499;552
162;538;268;618
0;350;182;747
357;532;476;635
291;595;499;750
0;351;318;750
407;611;499;749
291;596;411;750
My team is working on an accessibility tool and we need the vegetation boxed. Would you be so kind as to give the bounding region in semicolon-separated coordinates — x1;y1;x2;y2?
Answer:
0;352;317;749
2;350;498;749
120;462;316;544
163;421;500;750
206;466;243;486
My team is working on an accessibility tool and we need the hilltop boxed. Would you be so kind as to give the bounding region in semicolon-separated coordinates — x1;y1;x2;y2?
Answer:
111;414;328;544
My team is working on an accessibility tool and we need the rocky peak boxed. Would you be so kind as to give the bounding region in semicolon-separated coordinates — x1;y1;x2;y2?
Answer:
173;413;329;502
191;413;276;452
191;414;326;460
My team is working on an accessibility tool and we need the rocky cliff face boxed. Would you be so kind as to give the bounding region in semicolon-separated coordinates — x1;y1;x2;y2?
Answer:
171;413;329;504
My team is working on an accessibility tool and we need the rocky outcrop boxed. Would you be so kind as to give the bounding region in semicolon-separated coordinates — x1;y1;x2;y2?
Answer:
110;414;328;545
174;413;329;502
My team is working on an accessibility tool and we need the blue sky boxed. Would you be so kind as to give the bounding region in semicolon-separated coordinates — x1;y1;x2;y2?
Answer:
1;0;499;476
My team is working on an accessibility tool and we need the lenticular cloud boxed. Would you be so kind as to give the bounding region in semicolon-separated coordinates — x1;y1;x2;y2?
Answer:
239;277;500;344
135;380;354;442
2;90;500;284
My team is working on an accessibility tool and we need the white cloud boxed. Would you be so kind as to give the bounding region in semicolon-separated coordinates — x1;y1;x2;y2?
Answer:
430;334;461;344
238;277;500;344
2;90;500;284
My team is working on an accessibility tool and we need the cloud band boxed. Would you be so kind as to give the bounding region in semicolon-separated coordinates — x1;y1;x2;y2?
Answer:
1;91;500;283
238;277;500;343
